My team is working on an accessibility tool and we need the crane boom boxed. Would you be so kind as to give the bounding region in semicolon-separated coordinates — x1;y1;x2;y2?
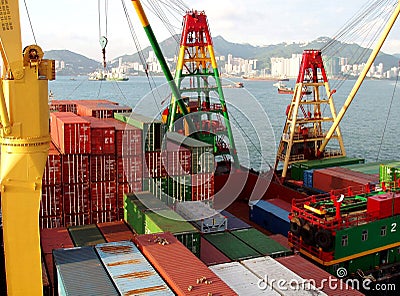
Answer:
0;1;55;295
319;1;400;153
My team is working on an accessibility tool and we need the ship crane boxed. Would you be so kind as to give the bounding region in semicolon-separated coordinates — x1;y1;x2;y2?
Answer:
0;0;55;295
275;1;400;179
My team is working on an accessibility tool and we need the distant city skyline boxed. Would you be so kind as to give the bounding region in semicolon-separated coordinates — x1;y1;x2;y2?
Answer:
20;0;400;61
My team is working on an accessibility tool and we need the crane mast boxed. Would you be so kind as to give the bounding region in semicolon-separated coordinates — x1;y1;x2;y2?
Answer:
0;1;55;295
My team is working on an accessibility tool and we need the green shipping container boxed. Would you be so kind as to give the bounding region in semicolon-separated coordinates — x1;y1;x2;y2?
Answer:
114;112;163;151
124;192;169;234
144;209;201;257
230;228;292;258
379;163;400;183
68;224;105;247
167;175;192;203
291;157;365;181
203;232;261;261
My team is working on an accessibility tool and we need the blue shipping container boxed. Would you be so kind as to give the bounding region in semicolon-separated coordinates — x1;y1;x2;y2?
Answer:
221;210;251;231
53;247;118;296
303;169;314;188
249;200;290;237
95;241;174;295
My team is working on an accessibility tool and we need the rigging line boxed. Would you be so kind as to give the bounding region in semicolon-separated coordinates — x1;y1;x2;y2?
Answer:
23;0;37;44
376;62;399;161
105;0;109;37
120;0;162;114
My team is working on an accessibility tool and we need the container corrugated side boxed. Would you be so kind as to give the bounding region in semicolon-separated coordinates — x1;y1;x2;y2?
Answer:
241;256;327;296
134;232;238;296
53;247;118;295
40;227;74;255
203;231;261;261
97;221;136;242
68;224;106;246
268;234;290;250
231;228;292;258
95;241;174;295
276;255;364;296
209;262;279;295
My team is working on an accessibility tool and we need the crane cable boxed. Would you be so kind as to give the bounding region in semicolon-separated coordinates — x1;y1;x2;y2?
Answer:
23;0;37;44
376;61;399;161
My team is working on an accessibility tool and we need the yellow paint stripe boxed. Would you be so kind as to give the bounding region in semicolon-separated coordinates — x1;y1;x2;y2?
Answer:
176;47;185;71
208;45;217;69
131;0;149;27
296;241;400;266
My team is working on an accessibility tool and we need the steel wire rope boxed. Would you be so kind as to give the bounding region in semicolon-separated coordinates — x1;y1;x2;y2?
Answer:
376;62;399;161
23;0;37;44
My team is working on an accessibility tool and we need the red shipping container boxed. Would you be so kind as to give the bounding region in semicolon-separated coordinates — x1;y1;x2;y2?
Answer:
134;233;237;296
63;183;90;214
90;181;117;212
192;172;214;201
91;210;118;224
64;213;90;227
117;155;143;183
269;234;290;250
43;142;62;185
81;116;115;154
90;155;116;182
41;185;62;217
76;101;132;118
103;118;142;156
62;154;89;184
50;112;91;154
367;192;400;218
200;237;231;266
49;100;77;113
40;216;63;229
144;151;167;178
163;140;191;176
40;227;75;254
117;181;142;219
97;221;136;242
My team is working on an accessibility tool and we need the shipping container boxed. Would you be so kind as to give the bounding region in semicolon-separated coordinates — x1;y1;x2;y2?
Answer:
61;154;89;184
134;232;237;295
144;151;167;178
68;224;105;246
41;185;62;218
221;210;251;231
380;162;400;183
230;228;292;258
103;118;142;156
40;215;63;229
265;198;292;212
276;255;364;296
144;209;201;256
192;172;215;201
49;100;77;113
42;258;51;296
268;234;290;250
117;181;142;220
165;131;214;173
64;213;90;227
303;169;314;188
53;247;118;295
117;155;143;183
97;221;136;242
200;237;231;266
167;175;192;203
95;241;174;295
76;100;132;118
209;262;279;295
81;116;116;154
40;227;74;255
290;157;365;181
90;181;117;213
250;200;290;237
312;167;378;192
124;192;170;234
50;112;91;154
90;155;116;182
114;112;163;152
43;142;62;185
142;177;169;202
241;256;326;296
175;201;227;233
163;140;191;176
63;183;90;215
203;231;261;261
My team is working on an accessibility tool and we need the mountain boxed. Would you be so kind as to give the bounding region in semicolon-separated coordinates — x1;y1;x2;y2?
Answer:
47;37;400;75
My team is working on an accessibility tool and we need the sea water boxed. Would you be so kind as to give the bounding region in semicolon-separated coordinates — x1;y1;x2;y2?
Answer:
49;76;400;171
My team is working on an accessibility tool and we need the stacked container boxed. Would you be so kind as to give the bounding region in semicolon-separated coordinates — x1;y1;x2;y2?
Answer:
50;112;91;226
380;162;400;184
40;142;63;228
165;132;215;203
75;100;132;118
82;116;117;223
68;224;105;247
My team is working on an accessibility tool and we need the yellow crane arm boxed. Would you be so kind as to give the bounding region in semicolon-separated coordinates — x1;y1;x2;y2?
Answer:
319;2;400;153
0;1;55;295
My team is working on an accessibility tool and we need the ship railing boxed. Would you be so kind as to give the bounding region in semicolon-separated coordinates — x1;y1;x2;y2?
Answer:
288;232;334;262
277;153;305;162
323;149;343;158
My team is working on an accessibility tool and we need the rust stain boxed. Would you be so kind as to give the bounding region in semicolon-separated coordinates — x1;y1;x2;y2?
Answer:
99;245;132;254
116;270;155;279
107;259;141;266
124;285;167;295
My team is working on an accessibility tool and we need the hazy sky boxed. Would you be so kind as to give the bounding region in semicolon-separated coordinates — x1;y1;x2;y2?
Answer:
18;0;400;61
